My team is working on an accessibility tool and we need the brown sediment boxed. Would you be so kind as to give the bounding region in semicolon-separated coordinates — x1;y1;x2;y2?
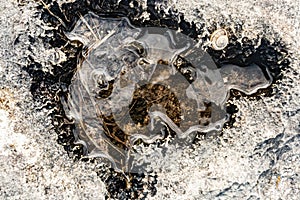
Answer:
0;88;15;118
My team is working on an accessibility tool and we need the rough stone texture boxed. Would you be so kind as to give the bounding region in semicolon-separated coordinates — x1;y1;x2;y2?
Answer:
0;0;299;199
0;1;105;199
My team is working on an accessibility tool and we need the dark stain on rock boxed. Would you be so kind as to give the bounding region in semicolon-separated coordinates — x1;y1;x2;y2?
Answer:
24;0;291;199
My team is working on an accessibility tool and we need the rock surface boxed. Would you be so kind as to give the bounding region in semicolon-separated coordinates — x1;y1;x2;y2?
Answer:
0;0;299;199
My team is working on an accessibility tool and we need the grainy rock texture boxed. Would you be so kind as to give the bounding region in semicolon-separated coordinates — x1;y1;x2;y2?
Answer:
0;0;299;199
